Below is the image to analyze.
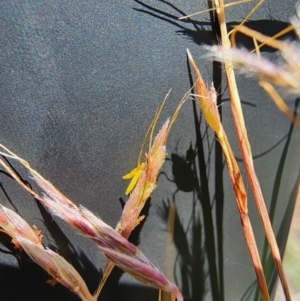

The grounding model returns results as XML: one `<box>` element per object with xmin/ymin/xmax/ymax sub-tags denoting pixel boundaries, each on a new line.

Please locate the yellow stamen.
<box><xmin>122</xmin><ymin>163</ymin><xmax>145</xmax><ymax>195</ymax></box>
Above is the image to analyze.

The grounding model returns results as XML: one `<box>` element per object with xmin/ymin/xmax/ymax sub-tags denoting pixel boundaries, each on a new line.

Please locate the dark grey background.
<box><xmin>0</xmin><ymin>0</ymin><xmax>299</xmax><ymax>300</ymax></box>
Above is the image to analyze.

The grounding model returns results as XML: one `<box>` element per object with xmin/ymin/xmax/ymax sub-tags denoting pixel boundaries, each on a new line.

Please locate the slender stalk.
<box><xmin>213</xmin><ymin>1</ymin><xmax>291</xmax><ymax>300</ymax></box>
<box><xmin>187</xmin><ymin>49</ymin><xmax>270</xmax><ymax>301</ymax></box>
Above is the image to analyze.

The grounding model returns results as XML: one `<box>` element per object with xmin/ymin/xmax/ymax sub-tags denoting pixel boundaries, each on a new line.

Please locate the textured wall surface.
<box><xmin>0</xmin><ymin>1</ymin><xmax>299</xmax><ymax>300</ymax></box>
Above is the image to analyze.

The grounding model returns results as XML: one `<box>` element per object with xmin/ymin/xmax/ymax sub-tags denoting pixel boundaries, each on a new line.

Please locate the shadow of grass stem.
<box><xmin>187</xmin><ymin>49</ymin><xmax>271</xmax><ymax>301</ymax></box>
<box><xmin>212</xmin><ymin>1</ymin><xmax>295</xmax><ymax>299</ymax></box>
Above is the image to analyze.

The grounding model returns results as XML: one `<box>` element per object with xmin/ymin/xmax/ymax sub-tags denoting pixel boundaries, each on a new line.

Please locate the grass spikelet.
<box><xmin>187</xmin><ymin>49</ymin><xmax>221</xmax><ymax>134</ymax></box>
<box><xmin>97</xmin><ymin>118</ymin><xmax>171</xmax><ymax>297</ymax></box>
<box><xmin>0</xmin><ymin>204</ymin><xmax>42</xmax><ymax>246</ymax></box>
<box><xmin>207</xmin><ymin>4</ymin><xmax>300</xmax><ymax>129</ymax></box>
<box><xmin>208</xmin><ymin>45</ymin><xmax>300</xmax><ymax>94</ymax></box>
<box><xmin>17</xmin><ymin>237</ymin><xmax>96</xmax><ymax>301</ymax></box>
<box><xmin>119</xmin><ymin>118</ymin><xmax>170</xmax><ymax>239</ymax></box>
<box><xmin>97</xmin><ymin>89</ymin><xmax>192</xmax><ymax>296</ymax></box>
<box><xmin>0</xmin><ymin>203</ymin><xmax>95</xmax><ymax>301</ymax></box>
<box><xmin>0</xmin><ymin>146</ymin><xmax>182</xmax><ymax>300</ymax></box>
<box><xmin>36</xmin><ymin>177</ymin><xmax>182</xmax><ymax>299</ymax></box>
<box><xmin>102</xmin><ymin>247</ymin><xmax>183</xmax><ymax>301</ymax></box>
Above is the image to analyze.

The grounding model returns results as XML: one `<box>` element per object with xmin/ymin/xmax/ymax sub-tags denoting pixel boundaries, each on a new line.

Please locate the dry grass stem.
<box><xmin>178</xmin><ymin>0</ymin><xmax>253</xmax><ymax>20</ymax></box>
<box><xmin>187</xmin><ymin>49</ymin><xmax>270</xmax><ymax>301</ymax></box>
<box><xmin>211</xmin><ymin>0</ymin><xmax>293</xmax><ymax>299</ymax></box>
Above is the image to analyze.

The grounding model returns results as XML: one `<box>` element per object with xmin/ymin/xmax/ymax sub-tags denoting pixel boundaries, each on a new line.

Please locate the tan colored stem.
<box><xmin>188</xmin><ymin>47</ymin><xmax>270</xmax><ymax>300</ymax></box>
<box><xmin>218</xmin><ymin>129</ymin><xmax>270</xmax><ymax>301</ymax></box>
<box><xmin>214</xmin><ymin>1</ymin><xmax>291</xmax><ymax>300</ymax></box>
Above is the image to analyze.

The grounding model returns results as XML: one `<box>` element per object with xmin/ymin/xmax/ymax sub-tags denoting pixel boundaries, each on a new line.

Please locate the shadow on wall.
<box><xmin>0</xmin><ymin>1</ymin><xmax>299</xmax><ymax>301</ymax></box>
<box><xmin>133</xmin><ymin>0</ymin><xmax>296</xmax><ymax>52</ymax></box>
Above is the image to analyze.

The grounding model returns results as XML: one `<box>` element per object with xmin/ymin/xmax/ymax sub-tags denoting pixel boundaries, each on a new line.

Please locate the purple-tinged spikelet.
<box><xmin>102</xmin><ymin>247</ymin><xmax>183</xmax><ymax>301</ymax></box>
<box><xmin>0</xmin><ymin>203</ymin><xmax>95</xmax><ymax>301</ymax></box>
<box><xmin>17</xmin><ymin>237</ymin><xmax>96</xmax><ymax>301</ymax></box>
<box><xmin>209</xmin><ymin>45</ymin><xmax>300</xmax><ymax>92</ymax></box>
<box><xmin>0</xmin><ymin>205</ymin><xmax>42</xmax><ymax>246</ymax></box>
<box><xmin>32</xmin><ymin>173</ymin><xmax>183</xmax><ymax>300</ymax></box>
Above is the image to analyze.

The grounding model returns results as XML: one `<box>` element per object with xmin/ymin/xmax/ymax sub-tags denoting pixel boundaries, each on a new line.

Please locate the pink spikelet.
<box><xmin>119</xmin><ymin>119</ymin><xmax>169</xmax><ymax>239</ymax></box>
<box><xmin>32</xmin><ymin>173</ymin><xmax>183</xmax><ymax>300</ymax></box>
<box><xmin>102</xmin><ymin>247</ymin><xmax>183</xmax><ymax>301</ymax></box>
<box><xmin>0</xmin><ymin>204</ymin><xmax>95</xmax><ymax>301</ymax></box>
<box><xmin>208</xmin><ymin>45</ymin><xmax>300</xmax><ymax>92</ymax></box>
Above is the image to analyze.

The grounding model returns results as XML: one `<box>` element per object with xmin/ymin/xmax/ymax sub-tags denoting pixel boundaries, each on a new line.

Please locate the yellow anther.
<box><xmin>122</xmin><ymin>163</ymin><xmax>145</xmax><ymax>195</ymax></box>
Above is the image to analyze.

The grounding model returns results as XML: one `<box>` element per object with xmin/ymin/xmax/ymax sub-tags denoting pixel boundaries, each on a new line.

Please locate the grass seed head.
<box><xmin>0</xmin><ymin>204</ymin><xmax>42</xmax><ymax>246</ymax></box>
<box><xmin>209</xmin><ymin>45</ymin><xmax>300</xmax><ymax>93</ymax></box>
<box><xmin>101</xmin><ymin>247</ymin><xmax>183</xmax><ymax>301</ymax></box>
<box><xmin>17</xmin><ymin>237</ymin><xmax>95</xmax><ymax>301</ymax></box>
